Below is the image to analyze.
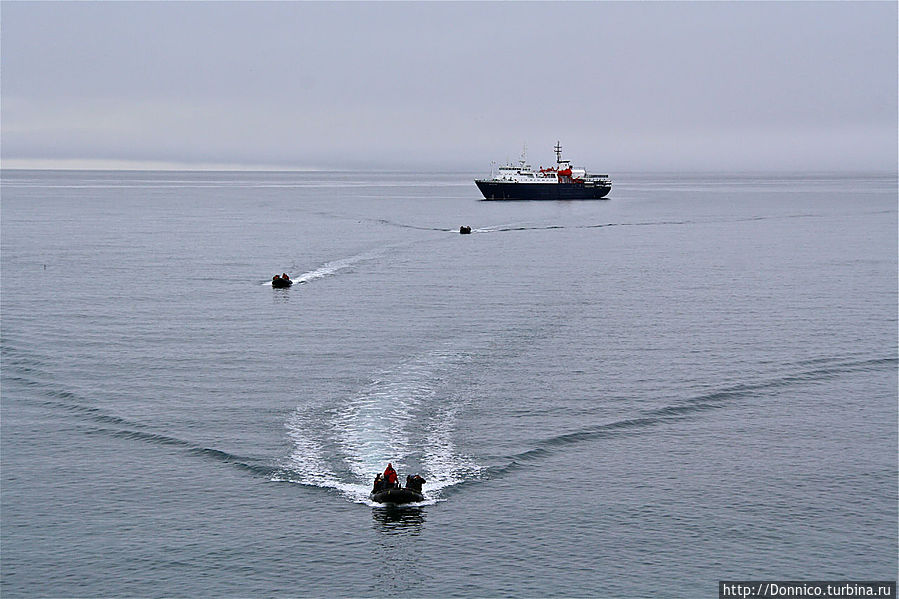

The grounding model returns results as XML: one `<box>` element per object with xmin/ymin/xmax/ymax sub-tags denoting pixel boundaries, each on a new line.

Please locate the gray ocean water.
<box><xmin>1</xmin><ymin>169</ymin><xmax>896</xmax><ymax>598</ymax></box>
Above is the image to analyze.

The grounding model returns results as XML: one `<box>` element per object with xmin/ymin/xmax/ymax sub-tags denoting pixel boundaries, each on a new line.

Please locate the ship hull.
<box><xmin>475</xmin><ymin>180</ymin><xmax>611</xmax><ymax>201</ymax></box>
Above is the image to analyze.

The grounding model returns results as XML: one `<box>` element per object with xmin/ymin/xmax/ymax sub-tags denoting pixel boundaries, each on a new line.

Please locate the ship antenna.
<box><xmin>554</xmin><ymin>141</ymin><xmax>562</xmax><ymax>165</ymax></box>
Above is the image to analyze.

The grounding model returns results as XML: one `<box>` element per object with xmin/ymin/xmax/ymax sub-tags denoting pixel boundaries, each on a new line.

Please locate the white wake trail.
<box><xmin>264</xmin><ymin>249</ymin><xmax>385</xmax><ymax>287</ymax></box>
<box><xmin>293</xmin><ymin>250</ymin><xmax>385</xmax><ymax>284</ymax></box>
<box><xmin>278</xmin><ymin>344</ymin><xmax>485</xmax><ymax>505</ymax></box>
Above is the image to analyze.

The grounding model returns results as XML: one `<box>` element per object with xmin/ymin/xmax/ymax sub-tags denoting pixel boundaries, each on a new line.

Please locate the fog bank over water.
<box><xmin>2</xmin><ymin>2</ymin><xmax>896</xmax><ymax>172</ymax></box>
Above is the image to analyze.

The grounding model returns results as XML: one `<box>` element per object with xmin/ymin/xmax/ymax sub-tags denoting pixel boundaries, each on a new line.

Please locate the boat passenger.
<box><xmin>282</xmin><ymin>273</ymin><xmax>290</xmax><ymax>280</ymax></box>
<box><xmin>383</xmin><ymin>463</ymin><xmax>398</xmax><ymax>488</ymax></box>
<box><xmin>373</xmin><ymin>473</ymin><xmax>384</xmax><ymax>493</ymax></box>
<box><xmin>406</xmin><ymin>475</ymin><xmax>425</xmax><ymax>493</ymax></box>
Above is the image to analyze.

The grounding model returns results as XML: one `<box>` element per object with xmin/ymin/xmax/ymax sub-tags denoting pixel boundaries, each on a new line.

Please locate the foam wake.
<box><xmin>292</xmin><ymin>250</ymin><xmax>385</xmax><ymax>284</ymax></box>
<box><xmin>277</xmin><ymin>344</ymin><xmax>484</xmax><ymax>505</ymax></box>
<box><xmin>264</xmin><ymin>248</ymin><xmax>388</xmax><ymax>287</ymax></box>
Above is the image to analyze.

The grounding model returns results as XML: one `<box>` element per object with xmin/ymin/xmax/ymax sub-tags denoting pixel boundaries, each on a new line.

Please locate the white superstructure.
<box><xmin>475</xmin><ymin>142</ymin><xmax>612</xmax><ymax>200</ymax></box>
<box><xmin>486</xmin><ymin>143</ymin><xmax>609</xmax><ymax>186</ymax></box>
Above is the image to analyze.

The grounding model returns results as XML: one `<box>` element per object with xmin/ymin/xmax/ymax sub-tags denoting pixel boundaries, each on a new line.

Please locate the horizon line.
<box><xmin>2</xmin><ymin>157</ymin><xmax>897</xmax><ymax>176</ymax></box>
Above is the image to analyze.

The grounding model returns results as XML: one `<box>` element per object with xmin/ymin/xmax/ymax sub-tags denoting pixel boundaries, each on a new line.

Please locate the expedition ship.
<box><xmin>475</xmin><ymin>142</ymin><xmax>611</xmax><ymax>200</ymax></box>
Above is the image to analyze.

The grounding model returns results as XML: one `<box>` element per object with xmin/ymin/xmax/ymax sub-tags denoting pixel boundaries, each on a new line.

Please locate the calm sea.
<box><xmin>1</xmin><ymin>170</ymin><xmax>896</xmax><ymax>597</ymax></box>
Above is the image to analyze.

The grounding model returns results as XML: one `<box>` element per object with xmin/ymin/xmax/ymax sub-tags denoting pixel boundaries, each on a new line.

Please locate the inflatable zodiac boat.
<box><xmin>370</xmin><ymin>487</ymin><xmax>425</xmax><ymax>504</ymax></box>
<box><xmin>272</xmin><ymin>274</ymin><xmax>292</xmax><ymax>288</ymax></box>
<box><xmin>370</xmin><ymin>474</ymin><xmax>426</xmax><ymax>505</ymax></box>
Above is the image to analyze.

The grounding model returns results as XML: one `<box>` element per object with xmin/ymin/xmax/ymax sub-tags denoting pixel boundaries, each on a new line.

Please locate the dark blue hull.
<box><xmin>475</xmin><ymin>180</ymin><xmax>611</xmax><ymax>201</ymax></box>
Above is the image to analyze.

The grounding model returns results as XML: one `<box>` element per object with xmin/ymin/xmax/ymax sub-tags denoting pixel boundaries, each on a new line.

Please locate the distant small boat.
<box><xmin>459</xmin><ymin>225</ymin><xmax>472</xmax><ymax>234</ymax></box>
<box><xmin>272</xmin><ymin>273</ymin><xmax>292</xmax><ymax>288</ymax></box>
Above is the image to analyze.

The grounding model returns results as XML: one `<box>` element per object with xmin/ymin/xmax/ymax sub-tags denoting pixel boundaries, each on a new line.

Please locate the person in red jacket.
<box><xmin>383</xmin><ymin>463</ymin><xmax>398</xmax><ymax>488</ymax></box>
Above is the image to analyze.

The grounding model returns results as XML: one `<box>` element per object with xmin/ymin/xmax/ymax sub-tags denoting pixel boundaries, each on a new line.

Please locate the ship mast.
<box><xmin>554</xmin><ymin>141</ymin><xmax>563</xmax><ymax>165</ymax></box>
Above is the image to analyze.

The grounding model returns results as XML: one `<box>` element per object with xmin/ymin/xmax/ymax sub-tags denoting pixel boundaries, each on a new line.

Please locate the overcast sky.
<box><xmin>2</xmin><ymin>1</ymin><xmax>896</xmax><ymax>171</ymax></box>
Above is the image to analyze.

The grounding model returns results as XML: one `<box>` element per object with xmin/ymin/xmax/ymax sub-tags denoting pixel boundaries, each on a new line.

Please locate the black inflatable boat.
<box><xmin>370</xmin><ymin>473</ymin><xmax>426</xmax><ymax>504</ymax></box>
<box><xmin>272</xmin><ymin>275</ymin><xmax>292</xmax><ymax>288</ymax></box>
<box><xmin>370</xmin><ymin>487</ymin><xmax>425</xmax><ymax>504</ymax></box>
